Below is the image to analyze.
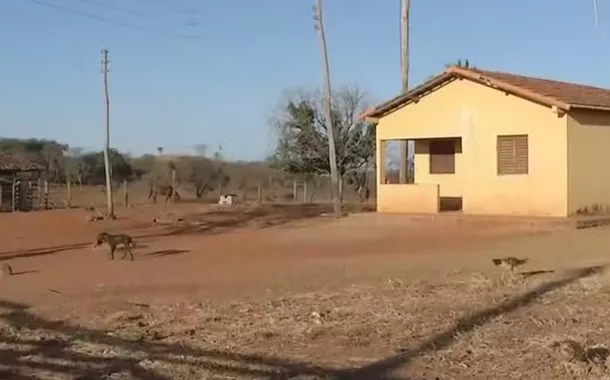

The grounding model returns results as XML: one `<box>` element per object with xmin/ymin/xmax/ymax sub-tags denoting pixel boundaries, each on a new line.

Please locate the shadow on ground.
<box><xmin>0</xmin><ymin>243</ymin><xmax>91</xmax><ymax>261</ymax></box>
<box><xmin>520</xmin><ymin>269</ymin><xmax>556</xmax><ymax>279</ymax></box>
<box><xmin>144</xmin><ymin>203</ymin><xmax>374</xmax><ymax>239</ymax></box>
<box><xmin>11</xmin><ymin>270</ymin><xmax>38</xmax><ymax>277</ymax></box>
<box><xmin>0</xmin><ymin>203</ymin><xmax>374</xmax><ymax>261</ymax></box>
<box><xmin>0</xmin><ymin>264</ymin><xmax>602</xmax><ymax>379</ymax></box>
<box><xmin>143</xmin><ymin>249</ymin><xmax>189</xmax><ymax>259</ymax></box>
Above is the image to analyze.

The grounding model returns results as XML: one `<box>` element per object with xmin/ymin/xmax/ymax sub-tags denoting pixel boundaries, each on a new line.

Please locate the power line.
<box><xmin>23</xmin><ymin>0</ymin><xmax>205</xmax><ymax>40</ymax></box>
<box><xmin>69</xmin><ymin>0</ymin><xmax>203</xmax><ymax>29</ymax></box>
<box><xmin>70</xmin><ymin>0</ymin><xmax>148</xmax><ymax>18</ymax></box>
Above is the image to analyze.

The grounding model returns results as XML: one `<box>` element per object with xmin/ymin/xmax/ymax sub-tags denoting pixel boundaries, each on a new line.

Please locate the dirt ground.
<box><xmin>0</xmin><ymin>204</ymin><xmax>609</xmax><ymax>379</ymax></box>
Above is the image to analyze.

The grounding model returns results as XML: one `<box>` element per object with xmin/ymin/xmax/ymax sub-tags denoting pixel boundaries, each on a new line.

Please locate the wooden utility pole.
<box><xmin>101</xmin><ymin>47</ymin><xmax>115</xmax><ymax>218</ymax></box>
<box><xmin>313</xmin><ymin>0</ymin><xmax>342</xmax><ymax>218</ymax></box>
<box><xmin>399</xmin><ymin>0</ymin><xmax>410</xmax><ymax>184</ymax></box>
<box><xmin>593</xmin><ymin>0</ymin><xmax>600</xmax><ymax>33</ymax></box>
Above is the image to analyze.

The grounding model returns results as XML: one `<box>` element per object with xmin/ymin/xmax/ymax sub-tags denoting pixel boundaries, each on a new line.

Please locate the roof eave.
<box><xmin>569</xmin><ymin>103</ymin><xmax>610</xmax><ymax>112</ymax></box>
<box><xmin>359</xmin><ymin>72</ymin><xmax>456</xmax><ymax>120</ymax></box>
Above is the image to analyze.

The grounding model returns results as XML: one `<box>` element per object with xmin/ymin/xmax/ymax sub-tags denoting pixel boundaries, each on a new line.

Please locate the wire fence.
<box><xmin>24</xmin><ymin>174</ymin><xmax>376</xmax><ymax>212</ymax></box>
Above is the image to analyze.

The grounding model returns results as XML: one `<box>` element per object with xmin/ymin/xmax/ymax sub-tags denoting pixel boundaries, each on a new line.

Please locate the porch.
<box><xmin>377</xmin><ymin>137</ymin><xmax>463</xmax><ymax>213</ymax></box>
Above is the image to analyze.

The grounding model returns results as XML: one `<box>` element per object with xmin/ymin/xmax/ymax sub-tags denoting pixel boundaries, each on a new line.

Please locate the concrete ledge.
<box><xmin>377</xmin><ymin>183</ymin><xmax>440</xmax><ymax>213</ymax></box>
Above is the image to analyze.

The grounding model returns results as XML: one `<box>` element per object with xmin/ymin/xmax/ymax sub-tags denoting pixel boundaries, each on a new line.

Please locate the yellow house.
<box><xmin>363</xmin><ymin>65</ymin><xmax>610</xmax><ymax>217</ymax></box>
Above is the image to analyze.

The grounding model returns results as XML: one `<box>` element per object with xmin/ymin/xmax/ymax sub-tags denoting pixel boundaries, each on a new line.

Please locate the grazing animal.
<box><xmin>93</xmin><ymin>232</ymin><xmax>136</xmax><ymax>261</ymax></box>
<box><xmin>492</xmin><ymin>257</ymin><xmax>528</xmax><ymax>272</ymax></box>
<box><xmin>148</xmin><ymin>185</ymin><xmax>180</xmax><ymax>204</ymax></box>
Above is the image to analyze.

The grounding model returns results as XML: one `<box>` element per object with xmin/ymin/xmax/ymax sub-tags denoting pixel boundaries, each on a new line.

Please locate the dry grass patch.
<box><xmin>0</xmin><ymin>267</ymin><xmax>609</xmax><ymax>379</ymax></box>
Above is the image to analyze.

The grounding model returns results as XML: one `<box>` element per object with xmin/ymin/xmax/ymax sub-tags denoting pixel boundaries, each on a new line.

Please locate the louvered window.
<box><xmin>497</xmin><ymin>135</ymin><xmax>528</xmax><ymax>175</ymax></box>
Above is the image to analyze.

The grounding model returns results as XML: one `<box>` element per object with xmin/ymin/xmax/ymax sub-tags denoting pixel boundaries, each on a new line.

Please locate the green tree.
<box><xmin>79</xmin><ymin>149</ymin><xmax>134</xmax><ymax>185</ymax></box>
<box><xmin>270</xmin><ymin>86</ymin><xmax>375</xmax><ymax>200</ymax></box>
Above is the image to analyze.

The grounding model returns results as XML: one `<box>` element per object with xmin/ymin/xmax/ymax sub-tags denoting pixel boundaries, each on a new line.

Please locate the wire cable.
<box><xmin>70</xmin><ymin>0</ymin><xmax>148</xmax><ymax>18</ymax></box>
<box><xmin>23</xmin><ymin>0</ymin><xmax>205</xmax><ymax>40</ymax></box>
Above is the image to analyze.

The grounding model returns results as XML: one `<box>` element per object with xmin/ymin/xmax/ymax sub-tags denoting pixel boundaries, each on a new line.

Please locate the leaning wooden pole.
<box><xmin>101</xmin><ymin>46</ymin><xmax>115</xmax><ymax>219</ymax></box>
<box><xmin>313</xmin><ymin>0</ymin><xmax>342</xmax><ymax>218</ymax></box>
<box><xmin>398</xmin><ymin>0</ymin><xmax>410</xmax><ymax>184</ymax></box>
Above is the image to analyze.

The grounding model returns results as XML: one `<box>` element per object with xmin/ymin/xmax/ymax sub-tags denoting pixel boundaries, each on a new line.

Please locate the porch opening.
<box><xmin>380</xmin><ymin>140</ymin><xmax>414</xmax><ymax>184</ymax></box>
<box><xmin>378</xmin><ymin>136</ymin><xmax>463</xmax><ymax>214</ymax></box>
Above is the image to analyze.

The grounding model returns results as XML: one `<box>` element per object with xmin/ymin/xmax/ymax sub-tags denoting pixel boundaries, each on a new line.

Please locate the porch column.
<box><xmin>377</xmin><ymin>138</ymin><xmax>385</xmax><ymax>184</ymax></box>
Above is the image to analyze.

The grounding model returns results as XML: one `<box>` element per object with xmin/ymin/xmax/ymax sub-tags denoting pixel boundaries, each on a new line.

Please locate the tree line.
<box><xmin>0</xmin><ymin>138</ymin><xmax>238</xmax><ymax>199</ymax></box>
<box><xmin>0</xmin><ymin>85</ymin><xmax>375</xmax><ymax>202</ymax></box>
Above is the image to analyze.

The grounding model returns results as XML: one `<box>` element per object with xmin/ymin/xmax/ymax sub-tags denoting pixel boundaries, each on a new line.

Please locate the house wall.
<box><xmin>376</xmin><ymin>78</ymin><xmax>568</xmax><ymax>217</ymax></box>
<box><xmin>567</xmin><ymin>110</ymin><xmax>610</xmax><ymax>214</ymax></box>
<box><xmin>377</xmin><ymin>183</ymin><xmax>439</xmax><ymax>213</ymax></box>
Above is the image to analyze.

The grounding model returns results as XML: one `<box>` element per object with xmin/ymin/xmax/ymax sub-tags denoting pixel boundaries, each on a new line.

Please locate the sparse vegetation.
<box><xmin>0</xmin><ymin>137</ymin><xmax>373</xmax><ymax>209</ymax></box>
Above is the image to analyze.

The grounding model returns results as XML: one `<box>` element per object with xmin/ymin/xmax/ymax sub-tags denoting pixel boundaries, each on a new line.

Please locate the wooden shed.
<box><xmin>0</xmin><ymin>154</ymin><xmax>45</xmax><ymax>212</ymax></box>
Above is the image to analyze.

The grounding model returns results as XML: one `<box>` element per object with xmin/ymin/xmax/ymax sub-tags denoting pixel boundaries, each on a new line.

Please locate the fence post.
<box><xmin>293</xmin><ymin>180</ymin><xmax>297</xmax><ymax>202</ymax></box>
<box><xmin>171</xmin><ymin>169</ymin><xmax>177</xmax><ymax>203</ymax></box>
<box><xmin>268</xmin><ymin>176</ymin><xmax>273</xmax><ymax>200</ymax></box>
<box><xmin>11</xmin><ymin>177</ymin><xmax>16</xmax><ymax>212</ymax></box>
<box><xmin>257</xmin><ymin>183</ymin><xmax>262</xmax><ymax>204</ymax></box>
<box><xmin>37</xmin><ymin>178</ymin><xmax>42</xmax><ymax>207</ymax></box>
<box><xmin>303</xmin><ymin>181</ymin><xmax>308</xmax><ymax>203</ymax></box>
<box><xmin>123</xmin><ymin>180</ymin><xmax>128</xmax><ymax>208</ymax></box>
<box><xmin>66</xmin><ymin>180</ymin><xmax>72</xmax><ymax>209</ymax></box>
<box><xmin>43</xmin><ymin>180</ymin><xmax>49</xmax><ymax>210</ymax></box>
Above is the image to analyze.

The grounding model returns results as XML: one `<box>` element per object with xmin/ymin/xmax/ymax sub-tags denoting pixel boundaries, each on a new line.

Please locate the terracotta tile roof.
<box><xmin>363</xmin><ymin>66</ymin><xmax>610</xmax><ymax>119</ymax></box>
<box><xmin>0</xmin><ymin>154</ymin><xmax>44</xmax><ymax>172</ymax></box>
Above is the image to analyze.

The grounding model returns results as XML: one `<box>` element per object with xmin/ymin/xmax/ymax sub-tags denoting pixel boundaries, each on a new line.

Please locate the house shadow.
<box><xmin>0</xmin><ymin>264</ymin><xmax>603</xmax><ymax>379</ymax></box>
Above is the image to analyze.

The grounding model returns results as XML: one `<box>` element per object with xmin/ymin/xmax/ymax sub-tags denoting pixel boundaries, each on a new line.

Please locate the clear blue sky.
<box><xmin>0</xmin><ymin>0</ymin><xmax>608</xmax><ymax>160</ymax></box>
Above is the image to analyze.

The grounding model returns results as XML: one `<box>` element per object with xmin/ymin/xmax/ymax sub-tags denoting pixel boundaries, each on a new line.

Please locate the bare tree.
<box><xmin>193</xmin><ymin>144</ymin><xmax>208</xmax><ymax>156</ymax></box>
<box><xmin>175</xmin><ymin>146</ymin><xmax>229</xmax><ymax>199</ymax></box>
<box><xmin>313</xmin><ymin>0</ymin><xmax>341</xmax><ymax>218</ymax></box>
<box><xmin>64</xmin><ymin>147</ymin><xmax>84</xmax><ymax>184</ymax></box>
<box><xmin>398</xmin><ymin>0</ymin><xmax>410</xmax><ymax>184</ymax></box>
<box><xmin>271</xmin><ymin>86</ymin><xmax>375</xmax><ymax>201</ymax></box>
<box><xmin>40</xmin><ymin>142</ymin><xmax>67</xmax><ymax>183</ymax></box>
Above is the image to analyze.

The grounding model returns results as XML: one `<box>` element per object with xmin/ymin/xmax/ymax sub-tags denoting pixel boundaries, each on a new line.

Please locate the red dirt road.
<box><xmin>0</xmin><ymin>205</ymin><xmax>568</xmax><ymax>310</ymax></box>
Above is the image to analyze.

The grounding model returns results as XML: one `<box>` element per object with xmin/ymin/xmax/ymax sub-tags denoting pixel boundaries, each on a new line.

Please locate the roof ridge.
<box><xmin>472</xmin><ymin>68</ymin><xmax>610</xmax><ymax>92</ymax></box>
<box><xmin>363</xmin><ymin>66</ymin><xmax>610</xmax><ymax>120</ymax></box>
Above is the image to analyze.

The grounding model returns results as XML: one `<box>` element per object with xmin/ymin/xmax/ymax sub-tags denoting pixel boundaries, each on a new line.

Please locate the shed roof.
<box><xmin>0</xmin><ymin>154</ymin><xmax>44</xmax><ymax>172</ymax></box>
<box><xmin>362</xmin><ymin>66</ymin><xmax>610</xmax><ymax>119</ymax></box>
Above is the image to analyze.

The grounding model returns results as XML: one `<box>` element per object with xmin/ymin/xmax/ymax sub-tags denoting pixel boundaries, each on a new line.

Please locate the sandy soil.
<box><xmin>0</xmin><ymin>204</ymin><xmax>608</xmax><ymax>379</ymax></box>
